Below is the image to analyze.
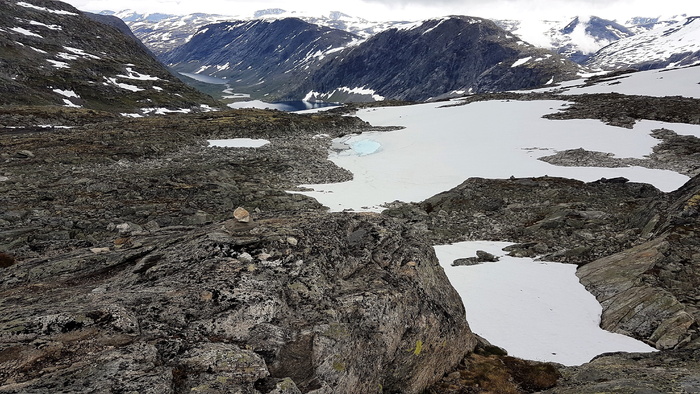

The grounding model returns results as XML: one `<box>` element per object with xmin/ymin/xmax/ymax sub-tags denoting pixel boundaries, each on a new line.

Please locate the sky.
<box><xmin>61</xmin><ymin>0</ymin><xmax>700</xmax><ymax>22</ymax></box>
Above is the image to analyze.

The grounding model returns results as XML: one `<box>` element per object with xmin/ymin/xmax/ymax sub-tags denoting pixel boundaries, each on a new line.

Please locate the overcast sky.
<box><xmin>62</xmin><ymin>0</ymin><xmax>700</xmax><ymax>22</ymax></box>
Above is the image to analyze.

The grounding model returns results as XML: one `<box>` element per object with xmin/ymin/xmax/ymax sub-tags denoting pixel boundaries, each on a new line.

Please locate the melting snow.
<box><xmin>434</xmin><ymin>241</ymin><xmax>656</xmax><ymax>366</ymax></box>
<box><xmin>117</xmin><ymin>67</ymin><xmax>159</xmax><ymax>81</ymax></box>
<box><xmin>10</xmin><ymin>27</ymin><xmax>43</xmax><ymax>38</ymax></box>
<box><xmin>295</xmin><ymin>100</ymin><xmax>697</xmax><ymax>212</ymax></box>
<box><xmin>47</xmin><ymin>59</ymin><xmax>70</xmax><ymax>68</ymax></box>
<box><xmin>208</xmin><ymin>138</ymin><xmax>270</xmax><ymax>148</ymax></box>
<box><xmin>52</xmin><ymin>89</ymin><xmax>79</xmax><ymax>98</ymax></box>
<box><xmin>28</xmin><ymin>20</ymin><xmax>62</xmax><ymax>30</ymax></box>
<box><xmin>64</xmin><ymin>46</ymin><xmax>101</xmax><ymax>60</ymax></box>
<box><xmin>16</xmin><ymin>2</ymin><xmax>78</xmax><ymax>15</ymax></box>
<box><xmin>103</xmin><ymin>77</ymin><xmax>144</xmax><ymax>92</ymax></box>
<box><xmin>511</xmin><ymin>57</ymin><xmax>532</xmax><ymax>67</ymax></box>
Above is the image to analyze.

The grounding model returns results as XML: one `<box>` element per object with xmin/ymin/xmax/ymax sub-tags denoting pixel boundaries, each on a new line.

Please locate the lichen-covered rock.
<box><xmin>0</xmin><ymin>213</ymin><xmax>475</xmax><ymax>393</ymax></box>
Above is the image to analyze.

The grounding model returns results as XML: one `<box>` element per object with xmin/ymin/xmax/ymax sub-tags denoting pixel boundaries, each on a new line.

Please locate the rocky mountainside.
<box><xmin>162</xmin><ymin>18</ymin><xmax>361</xmax><ymax>100</ymax></box>
<box><xmin>587</xmin><ymin>16</ymin><xmax>700</xmax><ymax>70</ymax></box>
<box><xmin>297</xmin><ymin>16</ymin><xmax>581</xmax><ymax>102</ymax></box>
<box><xmin>0</xmin><ymin>0</ymin><xmax>219</xmax><ymax>113</ymax></box>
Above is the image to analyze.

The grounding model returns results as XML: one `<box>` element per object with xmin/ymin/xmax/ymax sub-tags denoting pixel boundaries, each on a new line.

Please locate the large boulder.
<box><xmin>0</xmin><ymin>212</ymin><xmax>475</xmax><ymax>393</ymax></box>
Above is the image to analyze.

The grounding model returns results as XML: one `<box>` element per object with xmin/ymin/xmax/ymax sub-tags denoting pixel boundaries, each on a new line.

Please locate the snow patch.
<box><xmin>511</xmin><ymin>56</ymin><xmax>532</xmax><ymax>68</ymax></box>
<box><xmin>47</xmin><ymin>59</ymin><xmax>70</xmax><ymax>68</ymax></box>
<box><xmin>17</xmin><ymin>2</ymin><xmax>78</xmax><ymax>15</ymax></box>
<box><xmin>52</xmin><ymin>89</ymin><xmax>79</xmax><ymax>98</ymax></box>
<box><xmin>117</xmin><ymin>67</ymin><xmax>159</xmax><ymax>80</ymax></box>
<box><xmin>63</xmin><ymin>46</ymin><xmax>101</xmax><ymax>60</ymax></box>
<box><xmin>28</xmin><ymin>20</ymin><xmax>62</xmax><ymax>30</ymax></box>
<box><xmin>434</xmin><ymin>241</ymin><xmax>656</xmax><ymax>366</ymax></box>
<box><xmin>103</xmin><ymin>77</ymin><xmax>144</xmax><ymax>92</ymax></box>
<box><xmin>208</xmin><ymin>138</ymin><xmax>270</xmax><ymax>148</ymax></box>
<box><xmin>10</xmin><ymin>27</ymin><xmax>42</xmax><ymax>38</ymax></box>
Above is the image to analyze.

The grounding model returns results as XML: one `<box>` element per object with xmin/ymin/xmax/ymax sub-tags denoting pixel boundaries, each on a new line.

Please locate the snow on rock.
<box><xmin>511</xmin><ymin>56</ymin><xmax>532</xmax><ymax>67</ymax></box>
<box><xmin>10</xmin><ymin>27</ymin><xmax>43</xmax><ymax>38</ymax></box>
<box><xmin>434</xmin><ymin>241</ymin><xmax>657</xmax><ymax>366</ymax></box>
<box><xmin>294</xmin><ymin>100</ymin><xmax>698</xmax><ymax>212</ymax></box>
<box><xmin>117</xmin><ymin>67</ymin><xmax>160</xmax><ymax>81</ymax></box>
<box><xmin>62</xmin><ymin>99</ymin><xmax>81</xmax><ymax>108</ymax></box>
<box><xmin>28</xmin><ymin>20</ymin><xmax>62</xmax><ymax>30</ymax></box>
<box><xmin>208</xmin><ymin>138</ymin><xmax>270</xmax><ymax>148</ymax></box>
<box><xmin>46</xmin><ymin>59</ymin><xmax>70</xmax><ymax>68</ymax></box>
<box><xmin>16</xmin><ymin>1</ymin><xmax>78</xmax><ymax>15</ymax></box>
<box><xmin>63</xmin><ymin>46</ymin><xmax>101</xmax><ymax>60</ymax></box>
<box><xmin>52</xmin><ymin>89</ymin><xmax>79</xmax><ymax>98</ymax></box>
<box><xmin>103</xmin><ymin>77</ymin><xmax>144</xmax><ymax>92</ymax></box>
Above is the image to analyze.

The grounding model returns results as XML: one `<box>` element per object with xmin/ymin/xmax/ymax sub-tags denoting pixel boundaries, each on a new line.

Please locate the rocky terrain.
<box><xmin>0</xmin><ymin>107</ymin><xmax>476</xmax><ymax>392</ymax></box>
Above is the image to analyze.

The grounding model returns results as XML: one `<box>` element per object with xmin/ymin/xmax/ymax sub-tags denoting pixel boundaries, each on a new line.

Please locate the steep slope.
<box><xmin>0</xmin><ymin>0</ymin><xmax>219</xmax><ymax>113</ymax></box>
<box><xmin>587</xmin><ymin>16</ymin><xmax>700</xmax><ymax>70</ymax></box>
<box><xmin>162</xmin><ymin>18</ymin><xmax>361</xmax><ymax>100</ymax></box>
<box><xmin>299</xmin><ymin>16</ymin><xmax>581</xmax><ymax>102</ymax></box>
<box><xmin>495</xmin><ymin>16</ymin><xmax>634</xmax><ymax>64</ymax></box>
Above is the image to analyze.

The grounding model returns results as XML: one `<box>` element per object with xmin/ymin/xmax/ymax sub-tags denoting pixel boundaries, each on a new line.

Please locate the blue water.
<box><xmin>179</xmin><ymin>72</ymin><xmax>228</xmax><ymax>85</ymax></box>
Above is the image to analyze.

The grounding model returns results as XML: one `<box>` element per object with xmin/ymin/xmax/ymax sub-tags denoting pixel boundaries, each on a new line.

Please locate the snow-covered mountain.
<box><xmin>495</xmin><ymin>16</ymin><xmax>634</xmax><ymax>64</ymax></box>
<box><xmin>162</xmin><ymin>18</ymin><xmax>361</xmax><ymax>100</ymax></box>
<box><xmin>297</xmin><ymin>16</ymin><xmax>581</xmax><ymax>102</ymax></box>
<box><xmin>102</xmin><ymin>9</ymin><xmax>411</xmax><ymax>55</ymax></box>
<box><xmin>587</xmin><ymin>17</ymin><xmax>700</xmax><ymax>70</ymax></box>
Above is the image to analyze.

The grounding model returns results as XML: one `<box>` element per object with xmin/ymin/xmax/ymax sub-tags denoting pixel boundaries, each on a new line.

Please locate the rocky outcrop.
<box><xmin>384</xmin><ymin>176</ymin><xmax>663</xmax><ymax>265</ymax></box>
<box><xmin>578</xmin><ymin>174</ymin><xmax>700</xmax><ymax>350</ymax></box>
<box><xmin>0</xmin><ymin>213</ymin><xmax>475</xmax><ymax>392</ymax></box>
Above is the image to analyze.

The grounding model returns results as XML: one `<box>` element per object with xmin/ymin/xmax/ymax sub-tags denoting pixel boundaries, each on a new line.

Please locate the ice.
<box><xmin>207</xmin><ymin>138</ymin><xmax>270</xmax><ymax>148</ymax></box>
<box><xmin>434</xmin><ymin>241</ymin><xmax>657</xmax><ymax>366</ymax></box>
<box><xmin>349</xmin><ymin>139</ymin><xmax>382</xmax><ymax>156</ymax></box>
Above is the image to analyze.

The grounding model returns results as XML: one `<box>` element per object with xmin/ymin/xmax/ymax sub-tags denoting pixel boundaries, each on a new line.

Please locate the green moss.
<box><xmin>413</xmin><ymin>340</ymin><xmax>423</xmax><ymax>356</ymax></box>
<box><xmin>332</xmin><ymin>360</ymin><xmax>346</xmax><ymax>372</ymax></box>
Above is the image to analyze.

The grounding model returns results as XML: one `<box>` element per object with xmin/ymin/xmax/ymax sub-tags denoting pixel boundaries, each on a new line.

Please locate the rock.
<box><xmin>90</xmin><ymin>247</ymin><xmax>110</xmax><ymax>254</ymax></box>
<box><xmin>16</xmin><ymin>150</ymin><xmax>34</xmax><ymax>158</ymax></box>
<box><xmin>0</xmin><ymin>213</ymin><xmax>475</xmax><ymax>392</ymax></box>
<box><xmin>116</xmin><ymin>222</ymin><xmax>144</xmax><ymax>235</ymax></box>
<box><xmin>0</xmin><ymin>176</ymin><xmax>8</xmax><ymax>182</ymax></box>
<box><xmin>233</xmin><ymin>207</ymin><xmax>251</xmax><ymax>223</ymax></box>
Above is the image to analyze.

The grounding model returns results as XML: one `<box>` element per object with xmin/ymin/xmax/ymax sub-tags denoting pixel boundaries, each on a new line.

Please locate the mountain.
<box><xmin>103</xmin><ymin>9</ymin><xmax>412</xmax><ymax>55</ymax></box>
<box><xmin>495</xmin><ymin>16</ymin><xmax>635</xmax><ymax>64</ymax></box>
<box><xmin>162</xmin><ymin>18</ymin><xmax>361</xmax><ymax>100</ymax></box>
<box><xmin>0</xmin><ymin>0</ymin><xmax>219</xmax><ymax>113</ymax></box>
<box><xmin>106</xmin><ymin>11</ymin><xmax>236</xmax><ymax>55</ymax></box>
<box><xmin>587</xmin><ymin>16</ymin><xmax>700</xmax><ymax>70</ymax></box>
<box><xmin>297</xmin><ymin>16</ymin><xmax>581</xmax><ymax>102</ymax></box>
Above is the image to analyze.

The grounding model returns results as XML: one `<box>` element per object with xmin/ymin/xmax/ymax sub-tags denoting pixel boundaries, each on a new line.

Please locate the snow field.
<box><xmin>434</xmin><ymin>241</ymin><xmax>656</xmax><ymax>366</ymax></box>
<box><xmin>295</xmin><ymin>100</ymin><xmax>698</xmax><ymax>212</ymax></box>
